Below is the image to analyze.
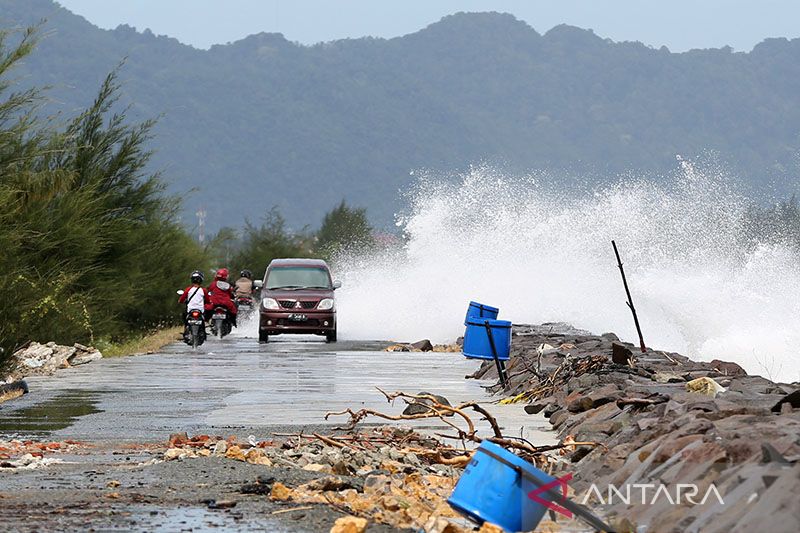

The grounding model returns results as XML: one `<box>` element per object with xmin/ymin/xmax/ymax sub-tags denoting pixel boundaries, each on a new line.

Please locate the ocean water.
<box><xmin>336</xmin><ymin>160</ymin><xmax>800</xmax><ymax>382</ymax></box>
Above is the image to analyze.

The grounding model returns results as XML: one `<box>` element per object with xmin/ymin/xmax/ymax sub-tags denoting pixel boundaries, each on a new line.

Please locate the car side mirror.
<box><xmin>254</xmin><ymin>280</ymin><xmax>263</xmax><ymax>289</ymax></box>
<box><xmin>177</xmin><ymin>290</ymin><xmax>185</xmax><ymax>295</ymax></box>
<box><xmin>332</xmin><ymin>280</ymin><xmax>342</xmax><ymax>290</ymax></box>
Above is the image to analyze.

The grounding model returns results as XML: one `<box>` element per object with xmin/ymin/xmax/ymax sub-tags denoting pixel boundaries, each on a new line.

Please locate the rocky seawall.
<box><xmin>471</xmin><ymin>324</ymin><xmax>800</xmax><ymax>532</ymax></box>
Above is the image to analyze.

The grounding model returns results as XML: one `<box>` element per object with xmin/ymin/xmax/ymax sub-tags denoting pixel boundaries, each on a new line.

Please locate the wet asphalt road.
<box><xmin>0</xmin><ymin>329</ymin><xmax>555</xmax><ymax>532</ymax></box>
<box><xmin>0</xmin><ymin>329</ymin><xmax>554</xmax><ymax>445</ymax></box>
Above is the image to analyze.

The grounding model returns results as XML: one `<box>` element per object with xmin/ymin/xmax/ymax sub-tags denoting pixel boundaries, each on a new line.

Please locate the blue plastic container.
<box><xmin>465</xmin><ymin>301</ymin><xmax>500</xmax><ymax>325</ymax></box>
<box><xmin>463</xmin><ymin>318</ymin><xmax>511</xmax><ymax>361</ymax></box>
<box><xmin>448</xmin><ymin>440</ymin><xmax>556</xmax><ymax>532</ymax></box>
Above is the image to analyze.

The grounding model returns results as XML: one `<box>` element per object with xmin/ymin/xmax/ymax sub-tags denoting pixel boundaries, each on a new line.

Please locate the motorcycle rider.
<box><xmin>178</xmin><ymin>270</ymin><xmax>209</xmax><ymax>340</ymax></box>
<box><xmin>206</xmin><ymin>267</ymin><xmax>238</xmax><ymax>327</ymax></box>
<box><xmin>235</xmin><ymin>269</ymin><xmax>254</xmax><ymax>299</ymax></box>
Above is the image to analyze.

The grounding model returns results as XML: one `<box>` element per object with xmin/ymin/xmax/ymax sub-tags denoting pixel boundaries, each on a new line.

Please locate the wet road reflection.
<box><xmin>0</xmin><ymin>336</ymin><xmax>555</xmax><ymax>445</ymax></box>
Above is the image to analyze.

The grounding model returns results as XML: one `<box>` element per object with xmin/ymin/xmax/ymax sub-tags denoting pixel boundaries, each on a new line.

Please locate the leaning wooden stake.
<box><xmin>484</xmin><ymin>320</ymin><xmax>509</xmax><ymax>388</ymax></box>
<box><xmin>612</xmin><ymin>240</ymin><xmax>647</xmax><ymax>353</ymax></box>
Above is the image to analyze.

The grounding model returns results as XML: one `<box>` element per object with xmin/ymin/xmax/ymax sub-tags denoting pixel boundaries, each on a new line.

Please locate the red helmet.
<box><xmin>215</xmin><ymin>268</ymin><xmax>229</xmax><ymax>280</ymax></box>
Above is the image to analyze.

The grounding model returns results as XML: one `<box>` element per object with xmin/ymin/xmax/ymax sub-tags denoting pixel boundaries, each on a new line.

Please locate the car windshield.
<box><xmin>266</xmin><ymin>266</ymin><xmax>331</xmax><ymax>289</ymax></box>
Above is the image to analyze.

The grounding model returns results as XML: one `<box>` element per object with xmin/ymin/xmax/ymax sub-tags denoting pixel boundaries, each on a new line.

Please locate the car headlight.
<box><xmin>317</xmin><ymin>298</ymin><xmax>334</xmax><ymax>310</ymax></box>
<box><xmin>262</xmin><ymin>298</ymin><xmax>279</xmax><ymax>310</ymax></box>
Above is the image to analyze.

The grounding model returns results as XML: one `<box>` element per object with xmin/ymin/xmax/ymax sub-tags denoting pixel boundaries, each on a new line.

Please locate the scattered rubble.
<box><xmin>158</xmin><ymin>422</ymin><xmax>528</xmax><ymax>531</ymax></box>
<box><xmin>4</xmin><ymin>341</ymin><xmax>102</xmax><ymax>381</ymax></box>
<box><xmin>1</xmin><ymin>454</ymin><xmax>66</xmax><ymax>469</ymax></box>
<box><xmin>0</xmin><ymin>439</ymin><xmax>87</xmax><ymax>469</ymax></box>
<box><xmin>384</xmin><ymin>339</ymin><xmax>462</xmax><ymax>353</ymax></box>
<box><xmin>271</xmin><ymin>471</ymin><xmax>462</xmax><ymax>531</ymax></box>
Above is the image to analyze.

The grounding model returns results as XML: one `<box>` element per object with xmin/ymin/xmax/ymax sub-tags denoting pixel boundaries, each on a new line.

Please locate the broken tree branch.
<box><xmin>612</xmin><ymin>239</ymin><xmax>647</xmax><ymax>353</ymax></box>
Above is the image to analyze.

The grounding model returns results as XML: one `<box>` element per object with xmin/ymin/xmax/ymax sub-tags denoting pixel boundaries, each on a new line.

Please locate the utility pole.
<box><xmin>196</xmin><ymin>207</ymin><xmax>206</xmax><ymax>245</ymax></box>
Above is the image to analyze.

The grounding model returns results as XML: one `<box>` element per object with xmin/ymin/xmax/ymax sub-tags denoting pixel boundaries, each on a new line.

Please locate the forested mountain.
<box><xmin>2</xmin><ymin>0</ymin><xmax>799</xmax><ymax>230</ymax></box>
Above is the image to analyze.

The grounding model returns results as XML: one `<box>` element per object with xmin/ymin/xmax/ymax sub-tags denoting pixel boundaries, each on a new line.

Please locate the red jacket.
<box><xmin>206</xmin><ymin>279</ymin><xmax>238</xmax><ymax>315</ymax></box>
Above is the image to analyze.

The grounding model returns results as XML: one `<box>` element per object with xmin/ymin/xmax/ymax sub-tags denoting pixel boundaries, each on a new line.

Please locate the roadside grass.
<box><xmin>99</xmin><ymin>327</ymin><xmax>183</xmax><ymax>358</ymax></box>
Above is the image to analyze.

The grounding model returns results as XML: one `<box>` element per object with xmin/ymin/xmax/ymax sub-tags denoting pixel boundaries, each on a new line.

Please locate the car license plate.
<box><xmin>212</xmin><ymin>313</ymin><xmax>226</xmax><ymax>320</ymax></box>
<box><xmin>288</xmin><ymin>313</ymin><xmax>308</xmax><ymax>322</ymax></box>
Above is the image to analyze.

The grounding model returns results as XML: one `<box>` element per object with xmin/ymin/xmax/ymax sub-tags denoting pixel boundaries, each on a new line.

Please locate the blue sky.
<box><xmin>56</xmin><ymin>0</ymin><xmax>799</xmax><ymax>51</ymax></box>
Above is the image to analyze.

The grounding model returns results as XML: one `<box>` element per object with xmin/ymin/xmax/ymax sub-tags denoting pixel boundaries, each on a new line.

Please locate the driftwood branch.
<box><xmin>325</xmin><ymin>389</ymin><xmax>587</xmax><ymax>459</ymax></box>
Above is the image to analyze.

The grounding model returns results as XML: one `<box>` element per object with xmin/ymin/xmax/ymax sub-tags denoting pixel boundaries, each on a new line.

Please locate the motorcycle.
<box><xmin>235</xmin><ymin>295</ymin><xmax>255</xmax><ymax>319</ymax></box>
<box><xmin>209</xmin><ymin>305</ymin><xmax>233</xmax><ymax>339</ymax></box>
<box><xmin>177</xmin><ymin>290</ymin><xmax>207</xmax><ymax>348</ymax></box>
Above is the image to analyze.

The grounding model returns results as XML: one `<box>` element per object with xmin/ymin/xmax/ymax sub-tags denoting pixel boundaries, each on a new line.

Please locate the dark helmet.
<box><xmin>240</xmin><ymin>269</ymin><xmax>252</xmax><ymax>279</ymax></box>
<box><xmin>190</xmin><ymin>270</ymin><xmax>204</xmax><ymax>284</ymax></box>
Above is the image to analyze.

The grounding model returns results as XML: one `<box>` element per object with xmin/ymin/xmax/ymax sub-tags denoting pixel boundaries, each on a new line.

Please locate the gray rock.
<box><xmin>403</xmin><ymin>452</ymin><xmax>421</xmax><ymax>467</ymax></box>
<box><xmin>543</xmin><ymin>403</ymin><xmax>560</xmax><ymax>418</ymax></box>
<box><xmin>401</xmin><ymin>392</ymin><xmax>451</xmax><ymax>415</ymax></box>
<box><xmin>708</xmin><ymin>359</ymin><xmax>747</xmax><ymax>376</ymax></box>
<box><xmin>212</xmin><ymin>440</ymin><xmax>228</xmax><ymax>456</ymax></box>
<box><xmin>524</xmin><ymin>403</ymin><xmax>547</xmax><ymax>415</ymax></box>
<box><xmin>429</xmin><ymin>463</ymin><xmax>452</xmax><ymax>474</ymax></box>
<box><xmin>388</xmin><ymin>448</ymin><xmax>403</xmax><ymax>461</ymax></box>
<box><xmin>611</xmin><ymin>342</ymin><xmax>634</xmax><ymax>365</ymax></box>
<box><xmin>576</xmin><ymin>340</ymin><xmax>602</xmax><ymax>350</ymax></box>
<box><xmin>549</xmin><ymin>409</ymin><xmax>570</xmax><ymax>428</ymax></box>
<box><xmin>69</xmin><ymin>349</ymin><xmax>102</xmax><ymax>366</ymax></box>
<box><xmin>410</xmin><ymin>339</ymin><xmax>434</xmax><ymax>352</ymax></box>
<box><xmin>567</xmin><ymin>396</ymin><xmax>594</xmax><ymax>413</ymax></box>
<box><xmin>761</xmin><ymin>443</ymin><xmax>792</xmax><ymax>465</ymax></box>
<box><xmin>653</xmin><ymin>371</ymin><xmax>685</xmax><ymax>383</ymax></box>
<box><xmin>586</xmin><ymin>385</ymin><xmax>623</xmax><ymax>410</ymax></box>
<box><xmin>772</xmin><ymin>389</ymin><xmax>800</xmax><ymax>413</ymax></box>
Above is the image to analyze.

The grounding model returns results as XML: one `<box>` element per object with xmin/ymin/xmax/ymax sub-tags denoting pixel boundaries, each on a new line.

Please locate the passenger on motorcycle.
<box><xmin>235</xmin><ymin>269</ymin><xmax>254</xmax><ymax>298</ymax></box>
<box><xmin>206</xmin><ymin>268</ymin><xmax>238</xmax><ymax>327</ymax></box>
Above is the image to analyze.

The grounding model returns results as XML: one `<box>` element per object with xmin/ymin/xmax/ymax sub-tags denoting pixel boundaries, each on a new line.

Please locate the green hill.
<box><xmin>2</xmin><ymin>0</ymin><xmax>799</xmax><ymax>230</ymax></box>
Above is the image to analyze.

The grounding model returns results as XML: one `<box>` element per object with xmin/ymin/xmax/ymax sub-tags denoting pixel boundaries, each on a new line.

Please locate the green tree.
<box><xmin>206</xmin><ymin>226</ymin><xmax>240</xmax><ymax>267</ymax></box>
<box><xmin>231</xmin><ymin>208</ymin><xmax>311</xmax><ymax>279</ymax></box>
<box><xmin>0</xmin><ymin>27</ymin><xmax>207</xmax><ymax>365</ymax></box>
<box><xmin>315</xmin><ymin>201</ymin><xmax>374</xmax><ymax>258</ymax></box>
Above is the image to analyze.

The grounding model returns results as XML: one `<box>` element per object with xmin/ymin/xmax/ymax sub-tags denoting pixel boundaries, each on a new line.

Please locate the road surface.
<box><xmin>1</xmin><ymin>332</ymin><xmax>552</xmax><ymax>443</ymax></box>
<box><xmin>0</xmin><ymin>330</ymin><xmax>554</xmax><ymax>531</ymax></box>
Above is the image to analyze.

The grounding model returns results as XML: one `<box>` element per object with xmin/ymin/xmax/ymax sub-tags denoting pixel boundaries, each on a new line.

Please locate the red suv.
<box><xmin>256</xmin><ymin>258</ymin><xmax>341</xmax><ymax>343</ymax></box>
